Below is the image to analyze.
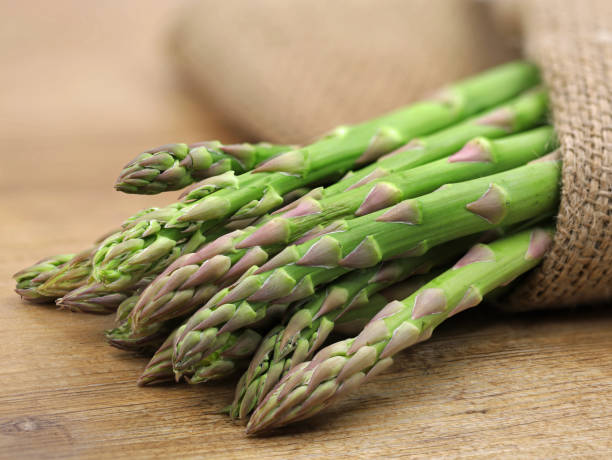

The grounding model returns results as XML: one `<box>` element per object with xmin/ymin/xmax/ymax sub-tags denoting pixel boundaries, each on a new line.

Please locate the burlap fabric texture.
<box><xmin>172</xmin><ymin>0</ymin><xmax>611</xmax><ymax>310</ymax></box>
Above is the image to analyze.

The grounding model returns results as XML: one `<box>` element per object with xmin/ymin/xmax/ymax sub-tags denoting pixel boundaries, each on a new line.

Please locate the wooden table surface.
<box><xmin>1</xmin><ymin>2</ymin><xmax>611</xmax><ymax>458</ymax></box>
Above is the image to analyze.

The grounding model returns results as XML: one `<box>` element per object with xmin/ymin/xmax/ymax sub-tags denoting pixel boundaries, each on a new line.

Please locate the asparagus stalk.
<box><xmin>129</xmin><ymin>123</ymin><xmax>554</xmax><ymax>331</ymax></box>
<box><xmin>93</xmin><ymin>62</ymin><xmax>539</xmax><ymax>289</ymax></box>
<box><xmin>246</xmin><ymin>226</ymin><xmax>555</xmax><ymax>433</ymax></box>
<box><xmin>13</xmin><ymin>254</ymin><xmax>75</xmax><ymax>302</ymax></box>
<box><xmin>116</xmin><ymin>142</ymin><xmax>293</xmax><ymax>195</ymax></box>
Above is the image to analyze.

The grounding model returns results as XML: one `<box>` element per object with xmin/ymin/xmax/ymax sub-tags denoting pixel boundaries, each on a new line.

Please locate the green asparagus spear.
<box><xmin>13</xmin><ymin>254</ymin><xmax>75</xmax><ymax>303</ymax></box>
<box><xmin>116</xmin><ymin>141</ymin><xmax>293</xmax><ymax>194</ymax></box>
<box><xmin>246</xmin><ymin>226</ymin><xmax>555</xmax><ymax>433</ymax></box>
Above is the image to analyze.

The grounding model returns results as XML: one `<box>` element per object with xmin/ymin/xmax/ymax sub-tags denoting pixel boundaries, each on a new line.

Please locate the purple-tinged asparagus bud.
<box><xmin>236</xmin><ymin>218</ymin><xmax>291</xmax><ymax>248</ymax></box>
<box><xmin>253</xmin><ymin>151</ymin><xmax>307</xmax><ymax>175</ymax></box>
<box><xmin>347</xmin><ymin>320</ymin><xmax>389</xmax><ymax>354</ymax></box>
<box><xmin>233</xmin><ymin>187</ymin><xmax>284</xmax><ymax>219</ymax></box>
<box><xmin>465</xmin><ymin>184</ymin><xmax>508</xmax><ymax>224</ymax></box>
<box><xmin>218</xmin><ymin>143</ymin><xmax>256</xmax><ymax>166</ymax></box>
<box><xmin>297</xmin><ymin>236</ymin><xmax>342</xmax><ymax>267</ymax></box>
<box><xmin>314</xmin><ymin>286</ymin><xmax>350</xmax><ymax>319</ymax></box>
<box><xmin>336</xmin><ymin>346</ymin><xmax>377</xmax><ymax>383</ymax></box>
<box><xmin>355</xmin><ymin>182</ymin><xmax>403</xmax><ymax>216</ymax></box>
<box><xmin>275</xmin><ymin>275</ymin><xmax>315</xmax><ymax>303</ymax></box>
<box><xmin>247</xmin><ymin>270</ymin><xmax>296</xmax><ymax>303</ymax></box>
<box><xmin>218</xmin><ymin>247</ymin><xmax>269</xmax><ymax>286</ymax></box>
<box><xmin>281</xmin><ymin>198</ymin><xmax>323</xmax><ymax>218</ymax></box>
<box><xmin>344</xmin><ymin>167</ymin><xmax>390</xmax><ymax>191</ymax></box>
<box><xmin>526</xmin><ymin>228</ymin><xmax>553</xmax><ymax>260</ymax></box>
<box><xmin>177</xmin><ymin>196</ymin><xmax>232</xmax><ymax>222</ymax></box>
<box><xmin>219</xmin><ymin>276</ymin><xmax>262</xmax><ymax>305</ymax></box>
<box><xmin>474</xmin><ymin>107</ymin><xmax>514</xmax><ymax>131</ymax></box>
<box><xmin>256</xmin><ymin>246</ymin><xmax>300</xmax><ymax>273</ymax></box>
<box><xmin>447</xmin><ymin>138</ymin><xmax>493</xmax><ymax>163</ymax></box>
<box><xmin>356</xmin><ymin>127</ymin><xmax>403</xmax><ymax>164</ymax></box>
<box><xmin>376</xmin><ymin>199</ymin><xmax>422</xmax><ymax>224</ymax></box>
<box><xmin>218</xmin><ymin>302</ymin><xmax>261</xmax><ymax>334</ymax></box>
<box><xmin>448</xmin><ymin>286</ymin><xmax>483</xmax><ymax>317</ymax></box>
<box><xmin>57</xmin><ymin>282</ymin><xmax>129</xmax><ymax>314</ymax></box>
<box><xmin>452</xmin><ymin>244</ymin><xmax>496</xmax><ymax>268</ymax></box>
<box><xmin>410</xmin><ymin>288</ymin><xmax>447</xmax><ymax>319</ymax></box>
<box><xmin>294</xmin><ymin>220</ymin><xmax>349</xmax><ymax>245</ymax></box>
<box><xmin>339</xmin><ymin>236</ymin><xmax>382</xmax><ymax>268</ymax></box>
<box><xmin>138</xmin><ymin>330</ymin><xmax>177</xmax><ymax>386</ymax></box>
<box><xmin>180</xmin><ymin>171</ymin><xmax>240</xmax><ymax>201</ymax></box>
<box><xmin>272</xmin><ymin>188</ymin><xmax>324</xmax><ymax>215</ymax></box>
<box><xmin>279</xmin><ymin>310</ymin><xmax>313</xmax><ymax>352</ymax></box>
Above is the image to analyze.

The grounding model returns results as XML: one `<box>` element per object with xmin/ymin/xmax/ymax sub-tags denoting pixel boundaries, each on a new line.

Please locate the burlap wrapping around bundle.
<box><xmin>172</xmin><ymin>0</ymin><xmax>611</xmax><ymax>310</ymax></box>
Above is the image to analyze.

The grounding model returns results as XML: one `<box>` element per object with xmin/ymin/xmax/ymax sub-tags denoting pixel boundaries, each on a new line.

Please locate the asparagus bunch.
<box><xmin>246</xmin><ymin>226</ymin><xmax>554</xmax><ymax>433</ymax></box>
<box><xmin>116</xmin><ymin>142</ymin><xmax>293</xmax><ymax>195</ymax></box>
<box><xmin>93</xmin><ymin>62</ymin><xmax>540</xmax><ymax>291</ymax></box>
<box><xmin>125</xmin><ymin>96</ymin><xmax>551</xmax><ymax>334</ymax></box>
<box><xmin>141</xmin><ymin>268</ymin><xmax>442</xmax><ymax>388</ymax></box>
<box><xmin>167</xmin><ymin>158</ymin><xmax>560</xmax><ymax>370</ymax></box>
<box><xmin>228</xmin><ymin>242</ymin><xmax>472</xmax><ymax>419</ymax></box>
<box><xmin>13</xmin><ymin>60</ymin><xmax>565</xmax><ymax>438</ymax></box>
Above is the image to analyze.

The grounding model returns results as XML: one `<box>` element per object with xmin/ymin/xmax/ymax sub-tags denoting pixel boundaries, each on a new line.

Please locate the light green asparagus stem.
<box><xmin>129</xmin><ymin>123</ymin><xmax>554</xmax><ymax>332</ymax></box>
<box><xmin>93</xmin><ymin>62</ymin><xmax>539</xmax><ymax>290</ymax></box>
<box><xmin>116</xmin><ymin>141</ymin><xmax>293</xmax><ymax>195</ymax></box>
<box><xmin>246</xmin><ymin>226</ymin><xmax>555</xmax><ymax>433</ymax></box>
<box><xmin>13</xmin><ymin>254</ymin><xmax>75</xmax><ymax>303</ymax></box>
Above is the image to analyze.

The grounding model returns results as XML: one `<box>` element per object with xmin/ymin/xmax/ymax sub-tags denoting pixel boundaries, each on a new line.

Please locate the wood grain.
<box><xmin>1</xmin><ymin>2</ymin><xmax>611</xmax><ymax>458</ymax></box>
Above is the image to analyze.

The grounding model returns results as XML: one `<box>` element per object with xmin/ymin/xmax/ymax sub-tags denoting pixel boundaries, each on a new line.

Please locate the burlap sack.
<box><xmin>172</xmin><ymin>0</ymin><xmax>611</xmax><ymax>309</ymax></box>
